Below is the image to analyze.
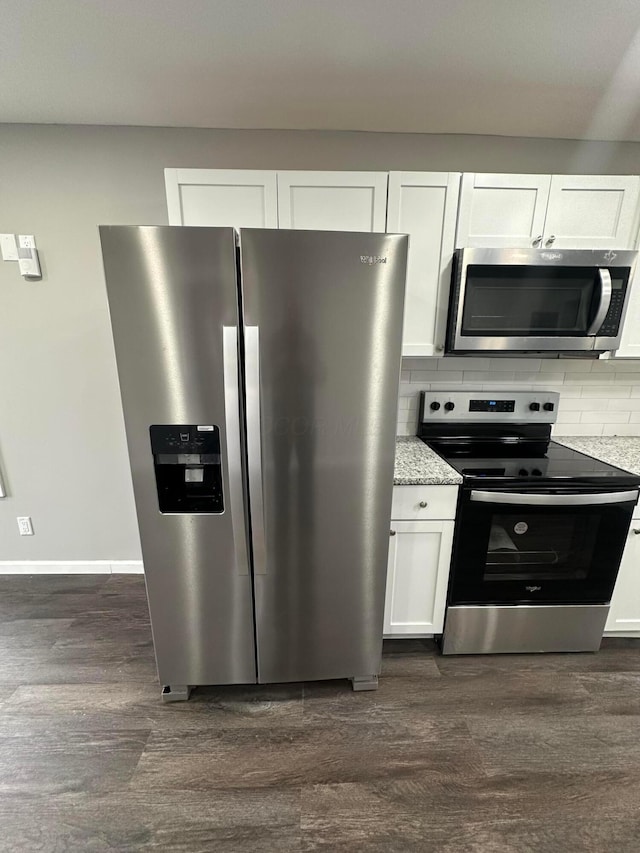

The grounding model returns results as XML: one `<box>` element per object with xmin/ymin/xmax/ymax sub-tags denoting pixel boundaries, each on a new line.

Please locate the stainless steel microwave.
<box><xmin>446</xmin><ymin>248</ymin><xmax>638</xmax><ymax>354</ymax></box>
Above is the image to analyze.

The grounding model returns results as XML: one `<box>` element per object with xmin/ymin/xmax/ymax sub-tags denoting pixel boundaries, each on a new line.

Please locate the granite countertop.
<box><xmin>395</xmin><ymin>435</ymin><xmax>640</xmax><ymax>486</ymax></box>
<box><xmin>555</xmin><ymin>436</ymin><xmax>640</xmax><ymax>477</ymax></box>
<box><xmin>394</xmin><ymin>436</ymin><xmax>462</xmax><ymax>486</ymax></box>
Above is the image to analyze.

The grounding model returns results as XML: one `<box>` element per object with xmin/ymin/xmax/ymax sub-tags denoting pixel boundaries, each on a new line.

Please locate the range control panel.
<box><xmin>419</xmin><ymin>390</ymin><xmax>560</xmax><ymax>423</ymax></box>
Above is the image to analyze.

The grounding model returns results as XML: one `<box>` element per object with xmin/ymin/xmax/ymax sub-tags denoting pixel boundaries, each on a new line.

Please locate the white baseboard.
<box><xmin>0</xmin><ymin>561</ymin><xmax>144</xmax><ymax>575</ymax></box>
<box><xmin>604</xmin><ymin>630</ymin><xmax>640</xmax><ymax>638</ymax></box>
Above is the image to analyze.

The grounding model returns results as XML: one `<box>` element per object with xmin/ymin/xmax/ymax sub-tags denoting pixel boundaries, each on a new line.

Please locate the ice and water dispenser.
<box><xmin>150</xmin><ymin>425</ymin><xmax>224</xmax><ymax>513</ymax></box>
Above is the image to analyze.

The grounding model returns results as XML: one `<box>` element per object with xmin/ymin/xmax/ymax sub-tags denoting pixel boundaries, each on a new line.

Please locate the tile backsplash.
<box><xmin>397</xmin><ymin>356</ymin><xmax>640</xmax><ymax>437</ymax></box>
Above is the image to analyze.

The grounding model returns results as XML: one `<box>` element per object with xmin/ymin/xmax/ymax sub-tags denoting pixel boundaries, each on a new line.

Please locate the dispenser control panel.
<box><xmin>150</xmin><ymin>424</ymin><xmax>220</xmax><ymax>455</ymax></box>
<box><xmin>150</xmin><ymin>425</ymin><xmax>223</xmax><ymax>514</ymax></box>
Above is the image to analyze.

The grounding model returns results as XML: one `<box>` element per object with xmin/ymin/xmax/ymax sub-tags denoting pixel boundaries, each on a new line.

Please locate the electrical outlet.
<box><xmin>17</xmin><ymin>516</ymin><xmax>33</xmax><ymax>536</ymax></box>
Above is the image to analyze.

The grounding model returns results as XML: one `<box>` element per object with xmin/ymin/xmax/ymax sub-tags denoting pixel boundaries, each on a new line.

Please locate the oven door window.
<box><xmin>461</xmin><ymin>265</ymin><xmax>598</xmax><ymax>336</ymax></box>
<box><xmin>486</xmin><ymin>513</ymin><xmax>599</xmax><ymax>581</ymax></box>
<box><xmin>450</xmin><ymin>495</ymin><xmax>635</xmax><ymax>605</ymax></box>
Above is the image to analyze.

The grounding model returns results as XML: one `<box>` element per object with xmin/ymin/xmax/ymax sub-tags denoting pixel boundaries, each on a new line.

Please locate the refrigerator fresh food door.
<box><xmin>240</xmin><ymin>229</ymin><xmax>408</xmax><ymax>683</ymax></box>
<box><xmin>100</xmin><ymin>226</ymin><xmax>256</xmax><ymax>688</ymax></box>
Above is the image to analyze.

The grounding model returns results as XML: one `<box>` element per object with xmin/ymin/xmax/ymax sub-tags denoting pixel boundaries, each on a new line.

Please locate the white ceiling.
<box><xmin>3</xmin><ymin>0</ymin><xmax>640</xmax><ymax>140</ymax></box>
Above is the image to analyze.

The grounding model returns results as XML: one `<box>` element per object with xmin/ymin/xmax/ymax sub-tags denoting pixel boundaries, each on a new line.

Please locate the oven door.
<box><xmin>450</xmin><ymin>488</ymin><xmax>639</xmax><ymax>605</ymax></box>
<box><xmin>446</xmin><ymin>248</ymin><xmax>634</xmax><ymax>353</ymax></box>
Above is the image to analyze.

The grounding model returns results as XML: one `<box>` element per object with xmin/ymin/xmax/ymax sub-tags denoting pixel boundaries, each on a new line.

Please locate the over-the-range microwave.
<box><xmin>445</xmin><ymin>248</ymin><xmax>638</xmax><ymax>354</ymax></box>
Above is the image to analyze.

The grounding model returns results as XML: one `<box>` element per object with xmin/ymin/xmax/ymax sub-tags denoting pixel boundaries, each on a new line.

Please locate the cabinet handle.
<box><xmin>532</xmin><ymin>235</ymin><xmax>542</xmax><ymax>246</ymax></box>
<box><xmin>419</xmin><ymin>501</ymin><xmax>428</xmax><ymax>508</ymax></box>
<box><xmin>546</xmin><ymin>235</ymin><xmax>556</xmax><ymax>246</ymax></box>
<box><xmin>390</xmin><ymin>529</ymin><xmax>396</xmax><ymax>536</ymax></box>
<box><xmin>633</xmin><ymin>528</ymin><xmax>640</xmax><ymax>535</ymax></box>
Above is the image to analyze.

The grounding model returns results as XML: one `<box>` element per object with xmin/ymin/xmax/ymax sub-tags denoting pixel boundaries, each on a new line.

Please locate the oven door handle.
<box><xmin>587</xmin><ymin>268</ymin><xmax>612</xmax><ymax>336</ymax></box>
<box><xmin>470</xmin><ymin>489</ymin><xmax>639</xmax><ymax>506</ymax></box>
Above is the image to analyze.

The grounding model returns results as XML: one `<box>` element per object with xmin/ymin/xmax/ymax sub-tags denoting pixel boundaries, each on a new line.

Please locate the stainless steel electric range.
<box><xmin>418</xmin><ymin>390</ymin><xmax>640</xmax><ymax>655</ymax></box>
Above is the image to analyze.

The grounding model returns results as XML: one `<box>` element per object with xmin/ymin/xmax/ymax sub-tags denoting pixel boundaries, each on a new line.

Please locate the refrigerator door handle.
<box><xmin>223</xmin><ymin>326</ymin><xmax>250</xmax><ymax>576</ymax></box>
<box><xmin>245</xmin><ymin>325</ymin><xmax>267</xmax><ymax>575</ymax></box>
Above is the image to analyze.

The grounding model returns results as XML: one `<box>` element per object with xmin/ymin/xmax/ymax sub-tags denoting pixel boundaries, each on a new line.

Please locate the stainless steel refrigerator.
<box><xmin>100</xmin><ymin>226</ymin><xmax>408</xmax><ymax>700</ymax></box>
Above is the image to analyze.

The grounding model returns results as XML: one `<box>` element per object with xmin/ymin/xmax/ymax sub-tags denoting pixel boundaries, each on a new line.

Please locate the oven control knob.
<box><xmin>430</xmin><ymin>402</ymin><xmax>441</xmax><ymax>411</ymax></box>
<box><xmin>532</xmin><ymin>468</ymin><xmax>542</xmax><ymax>476</ymax></box>
<box><xmin>519</xmin><ymin>468</ymin><xmax>529</xmax><ymax>476</ymax></box>
<box><xmin>543</xmin><ymin>402</ymin><xmax>555</xmax><ymax>412</ymax></box>
<box><xmin>444</xmin><ymin>402</ymin><xmax>455</xmax><ymax>412</ymax></box>
<box><xmin>529</xmin><ymin>402</ymin><xmax>540</xmax><ymax>412</ymax></box>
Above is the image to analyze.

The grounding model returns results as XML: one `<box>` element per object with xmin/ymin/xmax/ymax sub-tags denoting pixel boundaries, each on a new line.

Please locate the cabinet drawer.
<box><xmin>391</xmin><ymin>485</ymin><xmax>458</xmax><ymax>520</ymax></box>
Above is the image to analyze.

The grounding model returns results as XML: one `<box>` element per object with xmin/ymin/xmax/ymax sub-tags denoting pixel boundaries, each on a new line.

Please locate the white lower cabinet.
<box><xmin>383</xmin><ymin>520</ymin><xmax>454</xmax><ymax>637</ymax></box>
<box><xmin>606</xmin><ymin>521</ymin><xmax>640</xmax><ymax>633</ymax></box>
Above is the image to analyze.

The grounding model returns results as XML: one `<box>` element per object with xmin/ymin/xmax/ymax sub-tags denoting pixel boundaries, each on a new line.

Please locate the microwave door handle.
<box><xmin>470</xmin><ymin>489</ymin><xmax>639</xmax><ymax>506</ymax></box>
<box><xmin>587</xmin><ymin>268</ymin><xmax>612</xmax><ymax>335</ymax></box>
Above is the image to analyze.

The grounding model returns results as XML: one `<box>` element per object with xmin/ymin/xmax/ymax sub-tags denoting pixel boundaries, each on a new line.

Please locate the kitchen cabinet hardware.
<box><xmin>419</xmin><ymin>501</ymin><xmax>428</xmax><ymax>508</ymax></box>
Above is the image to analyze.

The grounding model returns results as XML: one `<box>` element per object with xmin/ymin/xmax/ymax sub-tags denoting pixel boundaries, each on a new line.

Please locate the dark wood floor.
<box><xmin>0</xmin><ymin>575</ymin><xmax>639</xmax><ymax>852</ymax></box>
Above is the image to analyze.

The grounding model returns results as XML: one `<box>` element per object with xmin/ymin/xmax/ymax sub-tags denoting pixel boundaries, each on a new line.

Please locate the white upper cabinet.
<box><xmin>164</xmin><ymin>169</ymin><xmax>278</xmax><ymax>227</ymax></box>
<box><xmin>457</xmin><ymin>173</ymin><xmax>640</xmax><ymax>250</ymax></box>
<box><xmin>456</xmin><ymin>173</ymin><xmax>551</xmax><ymax>248</ymax></box>
<box><xmin>544</xmin><ymin>175</ymin><xmax>640</xmax><ymax>249</ymax></box>
<box><xmin>387</xmin><ymin>172</ymin><xmax>460</xmax><ymax>356</ymax></box>
<box><xmin>276</xmin><ymin>171</ymin><xmax>388</xmax><ymax>231</ymax></box>
<box><xmin>616</xmin><ymin>273</ymin><xmax>640</xmax><ymax>358</ymax></box>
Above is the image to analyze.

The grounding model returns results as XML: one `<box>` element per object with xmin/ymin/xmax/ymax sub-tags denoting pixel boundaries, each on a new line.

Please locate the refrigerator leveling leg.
<box><xmin>161</xmin><ymin>684</ymin><xmax>192</xmax><ymax>703</ymax></box>
<box><xmin>350</xmin><ymin>676</ymin><xmax>379</xmax><ymax>692</ymax></box>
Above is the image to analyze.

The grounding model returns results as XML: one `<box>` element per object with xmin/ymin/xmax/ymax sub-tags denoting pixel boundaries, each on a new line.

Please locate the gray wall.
<box><xmin>2</xmin><ymin>123</ymin><xmax>640</xmax><ymax>562</ymax></box>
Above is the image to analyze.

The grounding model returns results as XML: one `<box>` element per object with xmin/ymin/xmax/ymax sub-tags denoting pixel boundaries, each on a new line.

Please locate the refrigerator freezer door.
<box><xmin>240</xmin><ymin>229</ymin><xmax>409</xmax><ymax>683</ymax></box>
<box><xmin>100</xmin><ymin>226</ymin><xmax>256</xmax><ymax>688</ymax></box>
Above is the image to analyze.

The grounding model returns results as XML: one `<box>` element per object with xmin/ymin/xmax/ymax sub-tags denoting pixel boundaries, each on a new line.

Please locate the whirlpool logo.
<box><xmin>360</xmin><ymin>255</ymin><xmax>387</xmax><ymax>265</ymax></box>
<box><xmin>526</xmin><ymin>585</ymin><xmax>542</xmax><ymax>593</ymax></box>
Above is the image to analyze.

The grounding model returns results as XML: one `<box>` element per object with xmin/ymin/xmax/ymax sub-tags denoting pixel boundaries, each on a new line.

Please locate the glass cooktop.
<box><xmin>425</xmin><ymin>438</ymin><xmax>640</xmax><ymax>484</ymax></box>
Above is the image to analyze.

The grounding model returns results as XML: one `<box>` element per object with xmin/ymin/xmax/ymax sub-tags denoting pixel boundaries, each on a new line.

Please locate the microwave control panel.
<box><xmin>419</xmin><ymin>390</ymin><xmax>560</xmax><ymax>423</ymax></box>
<box><xmin>598</xmin><ymin>279</ymin><xmax>627</xmax><ymax>337</ymax></box>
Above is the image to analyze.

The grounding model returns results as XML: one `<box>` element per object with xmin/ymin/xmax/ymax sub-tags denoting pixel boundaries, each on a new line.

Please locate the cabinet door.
<box><xmin>605</xmin><ymin>524</ymin><xmax>640</xmax><ymax>633</ymax></box>
<box><xmin>456</xmin><ymin>173</ymin><xmax>551</xmax><ymax>248</ymax></box>
<box><xmin>615</xmin><ymin>270</ymin><xmax>640</xmax><ymax>358</ymax></box>
<box><xmin>165</xmin><ymin>169</ymin><xmax>278</xmax><ymax>227</ymax></box>
<box><xmin>277</xmin><ymin>171</ymin><xmax>388</xmax><ymax>231</ymax></box>
<box><xmin>387</xmin><ymin>172</ymin><xmax>460</xmax><ymax>356</ymax></box>
<box><xmin>383</xmin><ymin>520</ymin><xmax>454</xmax><ymax>637</ymax></box>
<box><xmin>543</xmin><ymin>175</ymin><xmax>640</xmax><ymax>250</ymax></box>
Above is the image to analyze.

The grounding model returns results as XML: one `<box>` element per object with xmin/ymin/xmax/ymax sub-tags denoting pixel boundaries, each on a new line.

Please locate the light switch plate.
<box><xmin>0</xmin><ymin>234</ymin><xmax>18</xmax><ymax>261</ymax></box>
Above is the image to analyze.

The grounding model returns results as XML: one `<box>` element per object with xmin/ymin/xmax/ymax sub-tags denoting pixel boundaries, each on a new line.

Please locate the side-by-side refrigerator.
<box><xmin>100</xmin><ymin>226</ymin><xmax>408</xmax><ymax>700</ymax></box>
